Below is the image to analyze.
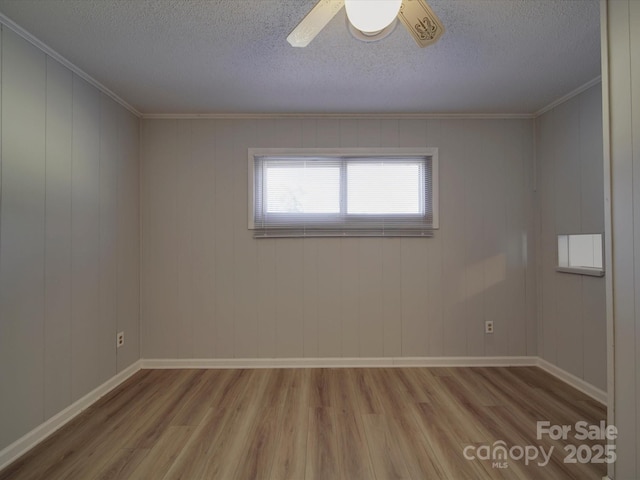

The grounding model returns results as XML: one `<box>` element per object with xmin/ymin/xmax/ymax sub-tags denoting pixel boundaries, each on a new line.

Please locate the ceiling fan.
<box><xmin>287</xmin><ymin>0</ymin><xmax>445</xmax><ymax>48</ymax></box>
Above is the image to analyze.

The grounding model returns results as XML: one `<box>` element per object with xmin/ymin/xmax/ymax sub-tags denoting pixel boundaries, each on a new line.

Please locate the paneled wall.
<box><xmin>535</xmin><ymin>84</ymin><xmax>606</xmax><ymax>391</ymax></box>
<box><xmin>0</xmin><ymin>27</ymin><xmax>140</xmax><ymax>451</ymax></box>
<box><xmin>604</xmin><ymin>1</ymin><xmax>640</xmax><ymax>477</ymax></box>
<box><xmin>141</xmin><ymin>117</ymin><xmax>536</xmax><ymax>360</ymax></box>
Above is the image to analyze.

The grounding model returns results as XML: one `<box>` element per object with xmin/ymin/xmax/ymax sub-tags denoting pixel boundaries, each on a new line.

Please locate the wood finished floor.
<box><xmin>0</xmin><ymin>367</ymin><xmax>606</xmax><ymax>480</ymax></box>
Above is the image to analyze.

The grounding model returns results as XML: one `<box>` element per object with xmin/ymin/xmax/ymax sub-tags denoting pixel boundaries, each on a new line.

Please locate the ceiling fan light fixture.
<box><xmin>344</xmin><ymin>0</ymin><xmax>403</xmax><ymax>34</ymax></box>
<box><xmin>347</xmin><ymin>17</ymin><xmax>397</xmax><ymax>43</ymax></box>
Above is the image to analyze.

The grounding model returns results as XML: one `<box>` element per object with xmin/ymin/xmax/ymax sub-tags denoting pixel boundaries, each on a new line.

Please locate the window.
<box><xmin>556</xmin><ymin>233</ymin><xmax>604</xmax><ymax>276</ymax></box>
<box><xmin>248</xmin><ymin>148</ymin><xmax>438</xmax><ymax>237</ymax></box>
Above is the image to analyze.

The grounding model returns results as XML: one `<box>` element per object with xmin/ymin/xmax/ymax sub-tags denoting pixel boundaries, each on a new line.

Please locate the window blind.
<box><xmin>250</xmin><ymin>150</ymin><xmax>437</xmax><ymax>238</ymax></box>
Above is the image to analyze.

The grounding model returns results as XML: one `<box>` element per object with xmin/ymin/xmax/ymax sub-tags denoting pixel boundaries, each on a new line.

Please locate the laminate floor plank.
<box><xmin>350</xmin><ymin>369</ymin><xmax>383</xmax><ymax>414</ymax></box>
<box><xmin>47</xmin><ymin>372</ymin><xmax>198</xmax><ymax>480</ymax></box>
<box><xmin>162</xmin><ymin>369</ymin><xmax>254</xmax><ymax>480</ymax></box>
<box><xmin>308</xmin><ymin>368</ymin><xmax>331</xmax><ymax>408</ymax></box>
<box><xmin>95</xmin><ymin>448</ymin><xmax>150</xmax><ymax>480</ymax></box>
<box><xmin>126</xmin><ymin>370</ymin><xmax>205</xmax><ymax>449</ymax></box>
<box><xmin>448</xmin><ymin>367</ymin><xmax>505</xmax><ymax>407</ymax></box>
<box><xmin>434</xmin><ymin>375</ymin><xmax>500</xmax><ymax>443</ymax></box>
<box><xmin>335</xmin><ymin>411</ymin><xmax>376</xmax><ymax>480</ymax></box>
<box><xmin>170</xmin><ymin>369</ymin><xmax>224</xmax><ymax>426</ymax></box>
<box><xmin>498</xmin><ymin>368</ymin><xmax>598</xmax><ymax>426</ymax></box>
<box><xmin>305</xmin><ymin>407</ymin><xmax>340</xmax><ymax>480</ymax></box>
<box><xmin>368</xmin><ymin>368</ymin><xmax>448</xmax><ymax>479</ymax></box>
<box><xmin>0</xmin><ymin>371</ymin><xmax>168</xmax><ymax>480</ymax></box>
<box><xmin>412</xmin><ymin>400</ymin><xmax>493</xmax><ymax>480</ymax></box>
<box><xmin>1</xmin><ymin>370</ymin><xmax>173</xmax><ymax>480</ymax></box>
<box><xmin>329</xmin><ymin>367</ymin><xmax>363</xmax><ymax>416</ymax></box>
<box><xmin>488</xmin><ymin>404</ymin><xmax>600</xmax><ymax>480</ymax></box>
<box><xmin>270</xmin><ymin>369</ymin><xmax>309</xmax><ymax>480</ymax></box>
<box><xmin>128</xmin><ymin>426</ymin><xmax>194</xmax><ymax>480</ymax></box>
<box><xmin>197</xmin><ymin>369</ymin><xmax>271</xmax><ymax>480</ymax></box>
<box><xmin>361</xmin><ymin>413</ymin><xmax>411</xmax><ymax>480</ymax></box>
<box><xmin>0</xmin><ymin>367</ymin><xmax>607</xmax><ymax>480</ymax></box>
<box><xmin>232</xmin><ymin>370</ymin><xmax>292</xmax><ymax>480</ymax></box>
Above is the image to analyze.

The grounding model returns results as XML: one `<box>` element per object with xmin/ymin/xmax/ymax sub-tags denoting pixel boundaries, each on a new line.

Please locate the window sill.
<box><xmin>252</xmin><ymin>228</ymin><xmax>435</xmax><ymax>239</ymax></box>
<box><xmin>555</xmin><ymin>266</ymin><xmax>605</xmax><ymax>277</ymax></box>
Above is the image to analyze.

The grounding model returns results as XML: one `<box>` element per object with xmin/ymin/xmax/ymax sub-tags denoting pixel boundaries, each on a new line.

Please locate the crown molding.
<box><xmin>0</xmin><ymin>13</ymin><xmax>141</xmax><ymax>118</ymax></box>
<box><xmin>141</xmin><ymin>112</ymin><xmax>535</xmax><ymax>120</ymax></box>
<box><xmin>534</xmin><ymin>76</ymin><xmax>602</xmax><ymax>117</ymax></box>
<box><xmin>0</xmin><ymin>11</ymin><xmax>597</xmax><ymax>121</ymax></box>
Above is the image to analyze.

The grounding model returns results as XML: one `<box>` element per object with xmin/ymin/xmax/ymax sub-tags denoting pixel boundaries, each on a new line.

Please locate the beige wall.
<box><xmin>0</xmin><ymin>27</ymin><xmax>140</xmax><ymax>451</ymax></box>
<box><xmin>140</xmin><ymin>117</ymin><xmax>536</xmax><ymax>360</ymax></box>
<box><xmin>535</xmin><ymin>84</ymin><xmax>606</xmax><ymax>391</ymax></box>
<box><xmin>604</xmin><ymin>0</ymin><xmax>640</xmax><ymax>477</ymax></box>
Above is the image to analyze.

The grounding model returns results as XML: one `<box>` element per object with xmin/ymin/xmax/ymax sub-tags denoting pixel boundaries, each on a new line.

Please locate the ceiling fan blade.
<box><xmin>398</xmin><ymin>0</ymin><xmax>445</xmax><ymax>48</ymax></box>
<box><xmin>287</xmin><ymin>0</ymin><xmax>345</xmax><ymax>47</ymax></box>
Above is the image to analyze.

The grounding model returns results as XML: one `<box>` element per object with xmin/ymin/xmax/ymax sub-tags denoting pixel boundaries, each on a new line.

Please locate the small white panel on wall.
<box><xmin>557</xmin><ymin>233</ymin><xmax>604</xmax><ymax>276</ymax></box>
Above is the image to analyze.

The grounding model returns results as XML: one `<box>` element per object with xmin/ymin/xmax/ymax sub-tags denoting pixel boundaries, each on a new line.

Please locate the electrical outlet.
<box><xmin>117</xmin><ymin>331</ymin><xmax>125</xmax><ymax>348</ymax></box>
<box><xmin>485</xmin><ymin>321</ymin><xmax>494</xmax><ymax>334</ymax></box>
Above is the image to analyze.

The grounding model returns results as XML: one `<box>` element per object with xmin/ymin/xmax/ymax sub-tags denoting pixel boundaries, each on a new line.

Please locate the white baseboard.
<box><xmin>536</xmin><ymin>357</ymin><xmax>607</xmax><ymax>405</ymax></box>
<box><xmin>0</xmin><ymin>355</ymin><xmax>606</xmax><ymax>473</ymax></box>
<box><xmin>140</xmin><ymin>355</ymin><xmax>539</xmax><ymax>369</ymax></box>
<box><xmin>0</xmin><ymin>360</ymin><xmax>142</xmax><ymax>471</ymax></box>
<box><xmin>142</xmin><ymin>356</ymin><xmax>606</xmax><ymax>404</ymax></box>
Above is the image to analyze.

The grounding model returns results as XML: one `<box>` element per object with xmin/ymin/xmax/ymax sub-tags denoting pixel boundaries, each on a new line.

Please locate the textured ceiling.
<box><xmin>0</xmin><ymin>0</ymin><xmax>600</xmax><ymax>115</ymax></box>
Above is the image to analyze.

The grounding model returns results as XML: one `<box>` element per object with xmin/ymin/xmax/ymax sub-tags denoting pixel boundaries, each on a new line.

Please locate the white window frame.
<box><xmin>556</xmin><ymin>233</ymin><xmax>605</xmax><ymax>277</ymax></box>
<box><xmin>248</xmin><ymin>147</ymin><xmax>439</xmax><ymax>237</ymax></box>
